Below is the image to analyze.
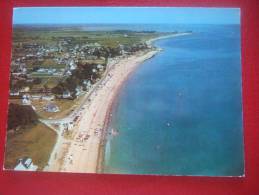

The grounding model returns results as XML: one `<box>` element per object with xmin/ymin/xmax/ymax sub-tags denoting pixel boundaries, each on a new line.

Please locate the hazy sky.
<box><xmin>13</xmin><ymin>7</ymin><xmax>240</xmax><ymax>25</ymax></box>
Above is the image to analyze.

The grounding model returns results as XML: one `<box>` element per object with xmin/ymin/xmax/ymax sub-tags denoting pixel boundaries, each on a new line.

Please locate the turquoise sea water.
<box><xmin>103</xmin><ymin>24</ymin><xmax>244</xmax><ymax>176</ymax></box>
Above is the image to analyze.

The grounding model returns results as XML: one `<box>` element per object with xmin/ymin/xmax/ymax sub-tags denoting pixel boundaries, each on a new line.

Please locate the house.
<box><xmin>10</xmin><ymin>91</ymin><xmax>20</xmax><ymax>96</ymax></box>
<box><xmin>69</xmin><ymin>60</ymin><xmax>77</xmax><ymax>70</ymax></box>
<box><xmin>37</xmin><ymin>68</ymin><xmax>47</xmax><ymax>73</ymax></box>
<box><xmin>31</xmin><ymin>95</ymin><xmax>41</xmax><ymax>100</ymax></box>
<box><xmin>14</xmin><ymin>157</ymin><xmax>38</xmax><ymax>171</ymax></box>
<box><xmin>44</xmin><ymin>103</ymin><xmax>60</xmax><ymax>112</ymax></box>
<box><xmin>62</xmin><ymin>90</ymin><xmax>71</xmax><ymax>98</ymax></box>
<box><xmin>26</xmin><ymin>78</ymin><xmax>34</xmax><ymax>83</ymax></box>
<box><xmin>97</xmin><ymin>64</ymin><xmax>104</xmax><ymax>71</ymax></box>
<box><xmin>42</xmin><ymin>95</ymin><xmax>55</xmax><ymax>101</ymax></box>
<box><xmin>61</xmin><ymin>122</ymin><xmax>74</xmax><ymax>132</ymax></box>
<box><xmin>22</xmin><ymin>94</ymin><xmax>31</xmax><ymax>105</ymax></box>
<box><xmin>53</xmin><ymin>72</ymin><xmax>63</xmax><ymax>76</ymax></box>
<box><xmin>21</xmin><ymin>67</ymin><xmax>27</xmax><ymax>74</ymax></box>
<box><xmin>47</xmin><ymin>68</ymin><xmax>56</xmax><ymax>74</ymax></box>
<box><xmin>68</xmin><ymin>122</ymin><xmax>74</xmax><ymax>130</ymax></box>
<box><xmin>22</xmin><ymin>98</ymin><xmax>31</xmax><ymax>105</ymax></box>
<box><xmin>83</xmin><ymin>80</ymin><xmax>89</xmax><ymax>86</ymax></box>
<box><xmin>66</xmin><ymin>70</ymin><xmax>72</xmax><ymax>76</ymax></box>
<box><xmin>94</xmin><ymin>42</ymin><xmax>101</xmax><ymax>47</ymax></box>
<box><xmin>83</xmin><ymin>80</ymin><xmax>92</xmax><ymax>90</ymax></box>
<box><xmin>20</xmin><ymin>86</ymin><xmax>30</xmax><ymax>92</ymax></box>
<box><xmin>75</xmin><ymin>86</ymin><xmax>83</xmax><ymax>97</ymax></box>
<box><xmin>86</xmin><ymin>55</ymin><xmax>98</xmax><ymax>60</ymax></box>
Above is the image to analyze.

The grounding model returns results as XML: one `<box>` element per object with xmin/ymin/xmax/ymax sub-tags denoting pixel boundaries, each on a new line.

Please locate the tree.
<box><xmin>33</xmin><ymin>78</ymin><xmax>42</xmax><ymax>85</ymax></box>
<box><xmin>8</xmin><ymin>103</ymin><xmax>38</xmax><ymax>130</ymax></box>
<box><xmin>93</xmin><ymin>48</ymin><xmax>101</xmax><ymax>59</ymax></box>
<box><xmin>52</xmin><ymin>84</ymin><xmax>64</xmax><ymax>95</ymax></box>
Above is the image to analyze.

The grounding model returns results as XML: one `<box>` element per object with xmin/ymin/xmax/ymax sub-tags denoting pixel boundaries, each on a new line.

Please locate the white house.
<box><xmin>66</xmin><ymin>70</ymin><xmax>72</xmax><ymax>76</ymax></box>
<box><xmin>42</xmin><ymin>95</ymin><xmax>55</xmax><ymax>101</ymax></box>
<box><xmin>68</xmin><ymin>122</ymin><xmax>74</xmax><ymax>130</ymax></box>
<box><xmin>44</xmin><ymin>103</ymin><xmax>60</xmax><ymax>113</ymax></box>
<box><xmin>31</xmin><ymin>95</ymin><xmax>41</xmax><ymax>100</ymax></box>
<box><xmin>61</xmin><ymin>122</ymin><xmax>74</xmax><ymax>131</ymax></box>
<box><xmin>97</xmin><ymin>64</ymin><xmax>104</xmax><ymax>71</ymax></box>
<box><xmin>69</xmin><ymin>60</ymin><xmax>77</xmax><ymax>70</ymax></box>
<box><xmin>75</xmin><ymin>86</ymin><xmax>83</xmax><ymax>97</ymax></box>
<box><xmin>47</xmin><ymin>68</ymin><xmax>56</xmax><ymax>74</ymax></box>
<box><xmin>62</xmin><ymin>90</ymin><xmax>71</xmax><ymax>98</ymax></box>
<box><xmin>10</xmin><ymin>91</ymin><xmax>20</xmax><ymax>96</ymax></box>
<box><xmin>22</xmin><ymin>94</ymin><xmax>31</xmax><ymax>105</ymax></box>
<box><xmin>14</xmin><ymin>157</ymin><xmax>38</xmax><ymax>171</ymax></box>
<box><xmin>37</xmin><ymin>68</ymin><xmax>47</xmax><ymax>73</ymax></box>
<box><xmin>21</xmin><ymin>67</ymin><xmax>27</xmax><ymax>74</ymax></box>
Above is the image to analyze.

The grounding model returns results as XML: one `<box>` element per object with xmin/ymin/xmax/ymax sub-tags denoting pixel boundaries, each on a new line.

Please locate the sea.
<box><xmin>101</xmin><ymin>24</ymin><xmax>244</xmax><ymax>176</ymax></box>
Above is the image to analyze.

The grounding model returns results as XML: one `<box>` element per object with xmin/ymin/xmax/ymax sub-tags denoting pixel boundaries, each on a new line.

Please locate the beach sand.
<box><xmin>46</xmin><ymin>49</ymin><xmax>159</xmax><ymax>173</ymax></box>
<box><xmin>146</xmin><ymin>32</ymin><xmax>192</xmax><ymax>45</ymax></box>
<box><xmin>45</xmin><ymin>33</ymin><xmax>192</xmax><ymax>173</ymax></box>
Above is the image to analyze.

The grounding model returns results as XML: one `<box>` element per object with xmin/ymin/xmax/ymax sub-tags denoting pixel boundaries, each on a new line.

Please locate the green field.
<box><xmin>13</xmin><ymin>28</ymin><xmax>162</xmax><ymax>48</ymax></box>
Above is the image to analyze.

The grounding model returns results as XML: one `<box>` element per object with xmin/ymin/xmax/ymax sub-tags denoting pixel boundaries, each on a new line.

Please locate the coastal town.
<box><xmin>6</xmin><ymin>25</ymin><xmax>186</xmax><ymax>172</ymax></box>
<box><xmin>5</xmin><ymin>23</ymin><xmax>192</xmax><ymax>172</ymax></box>
<box><xmin>10</xmin><ymin>29</ymin><xmax>155</xmax><ymax>103</ymax></box>
<box><xmin>3</xmin><ymin>6</ymin><xmax>245</xmax><ymax>179</ymax></box>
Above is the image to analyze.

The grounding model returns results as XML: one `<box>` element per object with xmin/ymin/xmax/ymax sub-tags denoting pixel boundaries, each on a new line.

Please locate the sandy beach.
<box><xmin>45</xmin><ymin>48</ymin><xmax>159</xmax><ymax>173</ymax></box>
<box><xmin>146</xmin><ymin>32</ymin><xmax>192</xmax><ymax>45</ymax></box>
<box><xmin>7</xmin><ymin>7</ymin><xmax>244</xmax><ymax>179</ymax></box>
<box><xmin>44</xmin><ymin>33</ymin><xmax>193</xmax><ymax>173</ymax></box>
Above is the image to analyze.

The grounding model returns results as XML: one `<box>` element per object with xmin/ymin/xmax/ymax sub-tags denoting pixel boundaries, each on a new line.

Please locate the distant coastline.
<box><xmin>7</xmin><ymin>7</ymin><xmax>243</xmax><ymax>177</ymax></box>
<box><xmin>146</xmin><ymin>32</ymin><xmax>192</xmax><ymax>45</ymax></box>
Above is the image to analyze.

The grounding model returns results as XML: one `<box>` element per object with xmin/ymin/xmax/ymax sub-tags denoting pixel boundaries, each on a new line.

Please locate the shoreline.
<box><xmin>96</xmin><ymin>49</ymin><xmax>159</xmax><ymax>173</ymax></box>
<box><xmin>46</xmin><ymin>48</ymin><xmax>160</xmax><ymax>173</ymax></box>
<box><xmin>97</xmin><ymin>33</ymin><xmax>193</xmax><ymax>173</ymax></box>
<box><xmin>146</xmin><ymin>32</ymin><xmax>192</xmax><ymax>45</ymax></box>
<box><xmin>46</xmin><ymin>33</ymin><xmax>189</xmax><ymax>173</ymax></box>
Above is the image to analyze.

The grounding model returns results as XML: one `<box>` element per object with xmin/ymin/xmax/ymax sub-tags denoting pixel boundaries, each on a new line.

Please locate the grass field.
<box><xmin>9</xmin><ymin>94</ymin><xmax>83</xmax><ymax>120</ymax></box>
<box><xmin>4</xmin><ymin>122</ymin><xmax>57</xmax><ymax>170</ymax></box>
<box><xmin>34</xmin><ymin>98</ymin><xmax>80</xmax><ymax>119</ymax></box>
<box><xmin>13</xmin><ymin>28</ymin><xmax>161</xmax><ymax>48</ymax></box>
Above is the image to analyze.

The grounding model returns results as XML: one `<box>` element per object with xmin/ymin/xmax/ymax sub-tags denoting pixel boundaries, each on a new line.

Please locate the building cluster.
<box><xmin>10</xmin><ymin>36</ymin><xmax>151</xmax><ymax>113</ymax></box>
<box><xmin>14</xmin><ymin>157</ymin><xmax>38</xmax><ymax>171</ymax></box>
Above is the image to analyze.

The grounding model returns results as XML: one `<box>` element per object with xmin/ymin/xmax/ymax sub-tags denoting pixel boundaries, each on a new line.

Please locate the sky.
<box><xmin>13</xmin><ymin>7</ymin><xmax>240</xmax><ymax>25</ymax></box>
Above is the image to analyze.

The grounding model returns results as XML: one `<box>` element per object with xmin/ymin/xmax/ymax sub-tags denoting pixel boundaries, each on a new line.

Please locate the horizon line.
<box><xmin>13</xmin><ymin>23</ymin><xmax>240</xmax><ymax>25</ymax></box>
